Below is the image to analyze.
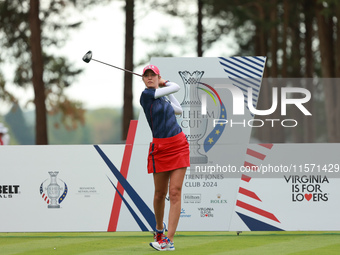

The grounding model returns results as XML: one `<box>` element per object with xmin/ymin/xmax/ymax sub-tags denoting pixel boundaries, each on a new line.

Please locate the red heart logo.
<box><xmin>305</xmin><ymin>194</ymin><xmax>312</xmax><ymax>201</ymax></box>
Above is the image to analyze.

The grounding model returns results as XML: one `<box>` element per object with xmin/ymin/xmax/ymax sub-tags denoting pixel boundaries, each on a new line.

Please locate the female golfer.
<box><xmin>140</xmin><ymin>65</ymin><xmax>190</xmax><ymax>251</ymax></box>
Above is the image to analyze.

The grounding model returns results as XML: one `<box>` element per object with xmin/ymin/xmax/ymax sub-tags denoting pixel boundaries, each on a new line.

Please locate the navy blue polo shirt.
<box><xmin>140</xmin><ymin>88</ymin><xmax>182</xmax><ymax>138</ymax></box>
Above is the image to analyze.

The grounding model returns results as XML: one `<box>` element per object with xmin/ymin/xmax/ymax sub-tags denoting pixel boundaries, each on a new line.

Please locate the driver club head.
<box><xmin>81</xmin><ymin>50</ymin><xmax>143</xmax><ymax>77</ymax></box>
<box><xmin>82</xmin><ymin>50</ymin><xmax>92</xmax><ymax>63</ymax></box>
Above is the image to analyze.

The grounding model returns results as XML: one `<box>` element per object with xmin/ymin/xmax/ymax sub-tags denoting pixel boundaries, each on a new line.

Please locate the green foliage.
<box><xmin>84</xmin><ymin>108</ymin><xmax>123</xmax><ymax>144</ymax></box>
<box><xmin>4</xmin><ymin>103</ymin><xmax>34</xmax><ymax>145</ymax></box>
<box><xmin>0</xmin><ymin>72</ymin><xmax>16</xmax><ymax>103</ymax></box>
<box><xmin>3</xmin><ymin>106</ymin><xmax>127</xmax><ymax>145</ymax></box>
<box><xmin>47</xmin><ymin>107</ymin><xmax>124</xmax><ymax>144</ymax></box>
<box><xmin>0</xmin><ymin>0</ymin><xmax>109</xmax><ymax>135</ymax></box>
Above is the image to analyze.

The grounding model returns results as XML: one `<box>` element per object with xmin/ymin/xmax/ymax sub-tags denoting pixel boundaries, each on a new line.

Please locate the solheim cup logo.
<box><xmin>179</xmin><ymin>71</ymin><xmax>208</xmax><ymax>164</ymax></box>
<box><xmin>40</xmin><ymin>171</ymin><xmax>68</xmax><ymax>208</ymax></box>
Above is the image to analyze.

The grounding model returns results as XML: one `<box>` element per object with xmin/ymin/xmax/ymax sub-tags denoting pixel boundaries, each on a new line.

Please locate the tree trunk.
<box><xmin>315</xmin><ymin>0</ymin><xmax>337</xmax><ymax>142</ymax></box>
<box><xmin>303</xmin><ymin>0</ymin><xmax>315</xmax><ymax>142</ymax></box>
<box><xmin>253</xmin><ymin>1</ymin><xmax>269</xmax><ymax>142</ymax></box>
<box><xmin>289</xmin><ymin>2</ymin><xmax>304</xmax><ymax>143</ymax></box>
<box><xmin>269</xmin><ymin>0</ymin><xmax>278</xmax><ymax>78</ymax></box>
<box><xmin>197</xmin><ymin>0</ymin><xmax>203</xmax><ymax>57</ymax></box>
<box><xmin>281</xmin><ymin>0</ymin><xmax>289</xmax><ymax>78</ymax></box>
<box><xmin>253</xmin><ymin>2</ymin><xmax>267</xmax><ymax>60</ymax></box>
<box><xmin>29</xmin><ymin>0</ymin><xmax>48</xmax><ymax>145</ymax></box>
<box><xmin>269</xmin><ymin>0</ymin><xmax>285</xmax><ymax>143</ymax></box>
<box><xmin>335</xmin><ymin>3</ymin><xmax>340</xmax><ymax>141</ymax></box>
<box><xmin>123</xmin><ymin>0</ymin><xmax>134</xmax><ymax>140</ymax></box>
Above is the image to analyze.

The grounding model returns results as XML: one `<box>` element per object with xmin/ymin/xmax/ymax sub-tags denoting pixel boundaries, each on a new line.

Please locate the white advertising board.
<box><xmin>1</xmin><ymin>57</ymin><xmax>339</xmax><ymax>232</ymax></box>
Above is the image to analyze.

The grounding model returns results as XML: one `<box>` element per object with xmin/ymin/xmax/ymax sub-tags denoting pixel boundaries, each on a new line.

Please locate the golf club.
<box><xmin>82</xmin><ymin>50</ymin><xmax>142</xmax><ymax>77</ymax></box>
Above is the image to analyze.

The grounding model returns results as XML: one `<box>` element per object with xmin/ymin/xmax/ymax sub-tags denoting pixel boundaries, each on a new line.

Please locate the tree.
<box><xmin>0</xmin><ymin>0</ymin><xmax>102</xmax><ymax>144</ymax></box>
<box><xmin>197</xmin><ymin>0</ymin><xmax>203</xmax><ymax>56</ymax></box>
<box><xmin>202</xmin><ymin>0</ymin><xmax>324</xmax><ymax>142</ymax></box>
<box><xmin>29</xmin><ymin>0</ymin><xmax>48</xmax><ymax>144</ymax></box>
<box><xmin>314</xmin><ymin>0</ymin><xmax>340</xmax><ymax>142</ymax></box>
<box><xmin>134</xmin><ymin>0</ymin><xmax>338</xmax><ymax>143</ymax></box>
<box><xmin>303</xmin><ymin>0</ymin><xmax>316</xmax><ymax>142</ymax></box>
<box><xmin>4</xmin><ymin>103</ymin><xmax>34</xmax><ymax>144</ymax></box>
<box><xmin>123</xmin><ymin>0</ymin><xmax>134</xmax><ymax>140</ymax></box>
<box><xmin>138</xmin><ymin>0</ymin><xmax>208</xmax><ymax>59</ymax></box>
<box><xmin>0</xmin><ymin>72</ymin><xmax>15</xmax><ymax>104</ymax></box>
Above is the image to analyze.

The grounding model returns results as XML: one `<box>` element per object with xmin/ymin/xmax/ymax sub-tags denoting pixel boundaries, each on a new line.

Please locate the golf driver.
<box><xmin>82</xmin><ymin>50</ymin><xmax>142</xmax><ymax>77</ymax></box>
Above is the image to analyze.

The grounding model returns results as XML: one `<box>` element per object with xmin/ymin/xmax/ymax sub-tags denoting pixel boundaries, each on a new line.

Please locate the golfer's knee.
<box><xmin>154</xmin><ymin>190</ymin><xmax>167</xmax><ymax>202</ymax></box>
<box><xmin>169</xmin><ymin>187</ymin><xmax>181</xmax><ymax>203</ymax></box>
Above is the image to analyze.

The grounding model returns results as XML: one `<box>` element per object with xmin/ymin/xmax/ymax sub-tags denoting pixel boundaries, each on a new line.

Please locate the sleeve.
<box><xmin>168</xmin><ymin>94</ymin><xmax>182</xmax><ymax>115</ymax></box>
<box><xmin>154</xmin><ymin>82</ymin><xmax>180</xmax><ymax>98</ymax></box>
<box><xmin>154</xmin><ymin>82</ymin><xmax>182</xmax><ymax>115</ymax></box>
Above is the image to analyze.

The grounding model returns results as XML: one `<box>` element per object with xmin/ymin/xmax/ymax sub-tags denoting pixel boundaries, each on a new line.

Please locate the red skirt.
<box><xmin>148</xmin><ymin>131</ymin><xmax>190</xmax><ymax>174</ymax></box>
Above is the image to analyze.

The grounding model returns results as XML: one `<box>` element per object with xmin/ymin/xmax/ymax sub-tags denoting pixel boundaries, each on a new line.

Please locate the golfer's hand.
<box><xmin>159</xmin><ymin>79</ymin><xmax>167</xmax><ymax>87</ymax></box>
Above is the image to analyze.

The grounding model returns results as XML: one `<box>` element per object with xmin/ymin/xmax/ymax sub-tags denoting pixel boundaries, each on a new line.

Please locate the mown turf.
<box><xmin>0</xmin><ymin>231</ymin><xmax>339</xmax><ymax>254</ymax></box>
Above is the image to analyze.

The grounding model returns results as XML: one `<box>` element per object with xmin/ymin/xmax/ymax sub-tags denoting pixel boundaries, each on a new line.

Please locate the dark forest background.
<box><xmin>1</xmin><ymin>0</ymin><xmax>339</xmax><ymax>144</ymax></box>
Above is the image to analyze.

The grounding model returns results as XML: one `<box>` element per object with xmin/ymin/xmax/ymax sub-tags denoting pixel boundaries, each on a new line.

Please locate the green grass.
<box><xmin>0</xmin><ymin>231</ymin><xmax>340</xmax><ymax>254</ymax></box>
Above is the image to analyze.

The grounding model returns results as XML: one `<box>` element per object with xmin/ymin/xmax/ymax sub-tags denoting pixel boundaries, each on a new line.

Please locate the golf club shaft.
<box><xmin>92</xmin><ymin>58</ymin><xmax>142</xmax><ymax>77</ymax></box>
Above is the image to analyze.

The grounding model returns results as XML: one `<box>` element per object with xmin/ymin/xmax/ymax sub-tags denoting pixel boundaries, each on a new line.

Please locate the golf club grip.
<box><xmin>92</xmin><ymin>59</ymin><xmax>142</xmax><ymax>77</ymax></box>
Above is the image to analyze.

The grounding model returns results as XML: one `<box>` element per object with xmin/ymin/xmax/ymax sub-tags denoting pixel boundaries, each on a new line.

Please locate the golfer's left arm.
<box><xmin>167</xmin><ymin>93</ymin><xmax>182</xmax><ymax>115</ymax></box>
<box><xmin>154</xmin><ymin>81</ymin><xmax>182</xmax><ymax>115</ymax></box>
